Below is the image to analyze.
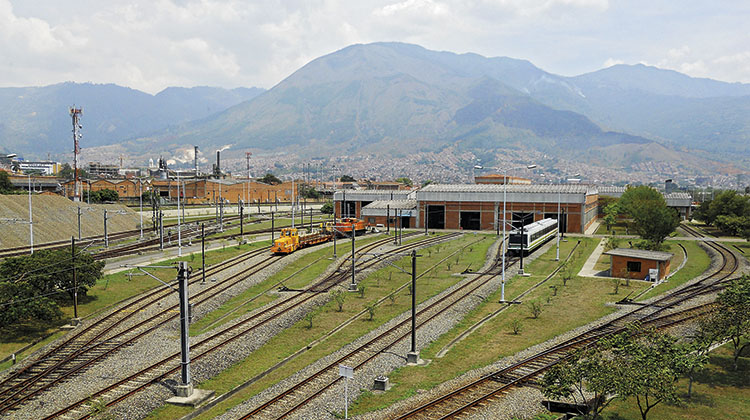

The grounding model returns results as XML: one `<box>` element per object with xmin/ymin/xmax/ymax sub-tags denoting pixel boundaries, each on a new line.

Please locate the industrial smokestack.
<box><xmin>216</xmin><ymin>150</ymin><xmax>221</xmax><ymax>176</ymax></box>
<box><xmin>194</xmin><ymin>146</ymin><xmax>199</xmax><ymax>176</ymax></box>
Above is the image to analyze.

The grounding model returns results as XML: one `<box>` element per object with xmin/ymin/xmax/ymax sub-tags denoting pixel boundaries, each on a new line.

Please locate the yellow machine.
<box><xmin>271</xmin><ymin>227</ymin><xmax>333</xmax><ymax>254</ymax></box>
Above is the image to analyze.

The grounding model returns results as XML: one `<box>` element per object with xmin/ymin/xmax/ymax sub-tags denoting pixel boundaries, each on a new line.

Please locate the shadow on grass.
<box><xmin>695</xmin><ymin>355</ymin><xmax>750</xmax><ymax>389</ymax></box>
<box><xmin>0</xmin><ymin>319</ymin><xmax>66</xmax><ymax>344</ymax></box>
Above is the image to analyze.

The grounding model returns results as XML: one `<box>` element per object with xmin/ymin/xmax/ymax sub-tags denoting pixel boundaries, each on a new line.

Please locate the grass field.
<box><xmin>146</xmin><ymin>233</ymin><xmax>492</xmax><ymax>420</ymax></box>
<box><xmin>600</xmin><ymin>343</ymin><xmax>749</xmax><ymax>420</ymax></box>
<box><xmin>349</xmin><ymin>236</ymin><xmax>712</xmax><ymax>416</ymax></box>
<box><xmin>349</xmin><ymin>238</ymin><xmax>615</xmax><ymax>415</ymax></box>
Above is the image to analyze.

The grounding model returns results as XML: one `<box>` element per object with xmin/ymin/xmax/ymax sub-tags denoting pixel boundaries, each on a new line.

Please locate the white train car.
<box><xmin>507</xmin><ymin>218</ymin><xmax>558</xmax><ymax>253</ymax></box>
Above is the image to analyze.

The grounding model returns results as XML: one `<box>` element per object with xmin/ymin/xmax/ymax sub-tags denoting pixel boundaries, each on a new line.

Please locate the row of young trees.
<box><xmin>543</xmin><ymin>275</ymin><xmax>750</xmax><ymax>420</ymax></box>
<box><xmin>693</xmin><ymin>190</ymin><xmax>750</xmax><ymax>239</ymax></box>
<box><xmin>0</xmin><ymin>248</ymin><xmax>105</xmax><ymax>328</ymax></box>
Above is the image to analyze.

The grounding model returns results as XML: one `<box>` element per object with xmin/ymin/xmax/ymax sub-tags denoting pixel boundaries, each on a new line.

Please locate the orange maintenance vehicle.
<box><xmin>331</xmin><ymin>217</ymin><xmax>367</xmax><ymax>237</ymax></box>
<box><xmin>271</xmin><ymin>227</ymin><xmax>333</xmax><ymax>254</ymax></box>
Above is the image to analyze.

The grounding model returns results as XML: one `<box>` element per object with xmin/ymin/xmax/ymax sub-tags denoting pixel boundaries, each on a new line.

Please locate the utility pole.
<box><xmin>177</xmin><ymin>176</ymin><xmax>182</xmax><ymax>256</ymax></box>
<box><xmin>104</xmin><ymin>209</ymin><xmax>109</xmax><ymax>248</ymax></box>
<box><xmin>139</xmin><ymin>178</ymin><xmax>144</xmax><ymax>239</ymax></box>
<box><xmin>201</xmin><ymin>223</ymin><xmax>206</xmax><ymax>284</ymax></box>
<box><xmin>519</xmin><ymin>217</ymin><xmax>526</xmax><ymax>275</ymax></box>
<box><xmin>407</xmin><ymin>250</ymin><xmax>419</xmax><ymax>364</ymax></box>
<box><xmin>386</xmin><ymin>205</ymin><xmax>390</xmax><ymax>235</ymax></box>
<box><xmin>70</xmin><ymin>107</ymin><xmax>82</xmax><ymax>202</ymax></box>
<box><xmin>176</xmin><ymin>262</ymin><xmax>193</xmax><ymax>397</ymax></box>
<box><xmin>27</xmin><ymin>174</ymin><xmax>33</xmax><ymax>254</ymax></box>
<box><xmin>159</xmin><ymin>210</ymin><xmax>164</xmax><ymax>250</ymax></box>
<box><xmin>71</xmin><ymin>237</ymin><xmax>79</xmax><ymax>322</ymax></box>
<box><xmin>556</xmin><ymin>190</ymin><xmax>560</xmax><ymax>261</ymax></box>
<box><xmin>349</xmin><ymin>222</ymin><xmax>357</xmax><ymax>291</ymax></box>
<box><xmin>77</xmin><ymin>207</ymin><xmax>82</xmax><ymax>240</ymax></box>
<box><xmin>271</xmin><ymin>212</ymin><xmax>275</xmax><ymax>244</ymax></box>
<box><xmin>240</xmin><ymin>202</ymin><xmax>244</xmax><ymax>237</ymax></box>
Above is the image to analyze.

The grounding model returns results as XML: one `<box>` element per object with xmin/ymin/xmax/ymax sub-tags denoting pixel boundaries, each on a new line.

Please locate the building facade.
<box><xmin>334</xmin><ymin>184</ymin><xmax>598</xmax><ymax>233</ymax></box>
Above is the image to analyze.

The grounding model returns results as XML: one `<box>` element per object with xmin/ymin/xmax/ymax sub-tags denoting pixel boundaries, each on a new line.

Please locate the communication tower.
<box><xmin>70</xmin><ymin>107</ymin><xmax>83</xmax><ymax>201</ymax></box>
<box><xmin>246</xmin><ymin>152</ymin><xmax>252</xmax><ymax>179</ymax></box>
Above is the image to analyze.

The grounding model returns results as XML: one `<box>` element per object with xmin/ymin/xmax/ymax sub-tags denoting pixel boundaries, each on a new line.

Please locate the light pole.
<box><xmin>139</xmin><ymin>178</ymin><xmax>144</xmax><ymax>239</ymax></box>
<box><xmin>556</xmin><ymin>189</ymin><xmax>560</xmax><ymax>261</ymax></box>
<box><xmin>177</xmin><ymin>174</ymin><xmax>182</xmax><ymax>256</ymax></box>
<box><xmin>499</xmin><ymin>164</ymin><xmax>536</xmax><ymax>302</ymax></box>
<box><xmin>27</xmin><ymin>174</ymin><xmax>34</xmax><ymax>254</ymax></box>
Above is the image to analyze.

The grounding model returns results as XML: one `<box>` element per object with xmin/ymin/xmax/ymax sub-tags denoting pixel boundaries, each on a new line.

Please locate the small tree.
<box><xmin>542</xmin><ymin>346</ymin><xmax>616</xmax><ymax>419</ymax></box>
<box><xmin>511</xmin><ymin>319</ymin><xmax>523</xmax><ymax>335</ymax></box>
<box><xmin>559</xmin><ymin>262</ymin><xmax>574</xmax><ymax>286</ymax></box>
<box><xmin>395</xmin><ymin>177</ymin><xmax>413</xmax><ymax>187</ymax></box>
<box><xmin>612</xmin><ymin>278</ymin><xmax>621</xmax><ymax>295</ymax></box>
<box><xmin>604</xmin><ymin>327</ymin><xmax>693</xmax><ymax>420</ymax></box>
<box><xmin>304</xmin><ymin>312</ymin><xmax>315</xmax><ymax>329</ymax></box>
<box><xmin>366</xmin><ymin>304</ymin><xmax>376</xmax><ymax>321</ymax></box>
<box><xmin>320</xmin><ymin>200</ymin><xmax>334</xmax><ymax>214</ymax></box>
<box><xmin>713</xmin><ymin>275</ymin><xmax>750</xmax><ymax>371</ymax></box>
<box><xmin>603</xmin><ymin>202</ymin><xmax>620</xmax><ymax>233</ymax></box>
<box><xmin>331</xmin><ymin>290</ymin><xmax>346</xmax><ymax>312</ymax></box>
<box><xmin>358</xmin><ymin>285</ymin><xmax>366</xmax><ymax>298</ymax></box>
<box><xmin>0</xmin><ymin>171</ymin><xmax>13</xmax><ymax>193</ymax></box>
<box><xmin>528</xmin><ymin>300</ymin><xmax>543</xmax><ymax>319</ymax></box>
<box><xmin>340</xmin><ymin>175</ymin><xmax>355</xmax><ymax>182</ymax></box>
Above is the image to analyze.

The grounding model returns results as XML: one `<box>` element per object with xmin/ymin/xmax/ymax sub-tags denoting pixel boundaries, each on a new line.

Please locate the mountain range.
<box><xmin>0</xmin><ymin>83</ymin><xmax>264</xmax><ymax>156</ymax></box>
<box><xmin>3</xmin><ymin>42</ymin><xmax>749</xmax><ymax>178</ymax></box>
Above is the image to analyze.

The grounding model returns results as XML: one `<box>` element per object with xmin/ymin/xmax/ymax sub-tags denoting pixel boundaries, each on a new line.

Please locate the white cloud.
<box><xmin>603</xmin><ymin>58</ymin><xmax>624</xmax><ymax>67</ymax></box>
<box><xmin>0</xmin><ymin>0</ymin><xmax>747</xmax><ymax>93</ymax></box>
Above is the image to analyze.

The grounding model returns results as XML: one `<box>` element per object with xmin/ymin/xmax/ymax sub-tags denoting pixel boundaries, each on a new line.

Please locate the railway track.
<box><xmin>0</xmin><ymin>209</ymin><xmax>322</xmax><ymax>260</ymax></box>
<box><xmin>238</xmin><ymin>236</ymin><xmax>520</xmax><ymax>420</ymax></box>
<box><xmin>35</xmin><ymin>232</ymin><xmax>451</xmax><ymax>419</ymax></box>
<box><xmin>393</xmin><ymin>224</ymin><xmax>741</xmax><ymax>419</ymax></box>
<box><xmin>0</xmin><ymin>244</ymin><xmax>280</xmax><ymax>414</ymax></box>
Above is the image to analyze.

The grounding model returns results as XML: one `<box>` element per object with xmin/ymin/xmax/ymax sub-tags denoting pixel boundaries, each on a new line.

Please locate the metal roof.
<box><xmin>334</xmin><ymin>190</ymin><xmax>414</xmax><ymax>201</ymax></box>
<box><xmin>603</xmin><ymin>248</ymin><xmax>673</xmax><ymax>261</ymax></box>
<box><xmin>419</xmin><ymin>184</ymin><xmax>596</xmax><ymax>194</ymax></box>
<box><xmin>598</xmin><ymin>186</ymin><xmax>626</xmax><ymax>196</ymax></box>
<box><xmin>362</xmin><ymin>200</ymin><xmax>416</xmax><ymax>210</ymax></box>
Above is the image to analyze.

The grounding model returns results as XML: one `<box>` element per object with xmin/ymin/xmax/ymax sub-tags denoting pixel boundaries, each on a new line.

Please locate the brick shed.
<box><xmin>604</xmin><ymin>248</ymin><xmax>673</xmax><ymax>281</ymax></box>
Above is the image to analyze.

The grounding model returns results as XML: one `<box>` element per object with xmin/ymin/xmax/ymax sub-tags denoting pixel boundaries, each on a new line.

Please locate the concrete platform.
<box><xmin>166</xmin><ymin>388</ymin><xmax>214</xmax><ymax>407</ymax></box>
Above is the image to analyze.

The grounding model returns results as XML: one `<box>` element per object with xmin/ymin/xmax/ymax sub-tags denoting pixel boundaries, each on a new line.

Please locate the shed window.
<box><xmin>626</xmin><ymin>261</ymin><xmax>642</xmax><ymax>272</ymax></box>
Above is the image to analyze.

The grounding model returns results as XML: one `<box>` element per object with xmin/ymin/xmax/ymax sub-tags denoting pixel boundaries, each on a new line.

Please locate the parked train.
<box><xmin>507</xmin><ymin>218</ymin><xmax>558</xmax><ymax>254</ymax></box>
<box><xmin>271</xmin><ymin>218</ymin><xmax>370</xmax><ymax>254</ymax></box>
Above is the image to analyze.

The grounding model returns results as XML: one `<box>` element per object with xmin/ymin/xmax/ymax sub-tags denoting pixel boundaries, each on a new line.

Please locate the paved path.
<box><xmin>578</xmin><ymin>237</ymin><xmax>606</xmax><ymax>278</ymax></box>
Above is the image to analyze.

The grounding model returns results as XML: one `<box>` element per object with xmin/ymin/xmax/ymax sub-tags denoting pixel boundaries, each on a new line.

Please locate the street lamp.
<box><xmin>555</xmin><ymin>175</ymin><xmax>581</xmax><ymax>261</ymax></box>
<box><xmin>28</xmin><ymin>174</ymin><xmax>34</xmax><ymax>254</ymax></box>
<box><xmin>498</xmin><ymin>164</ymin><xmax>536</xmax><ymax>302</ymax></box>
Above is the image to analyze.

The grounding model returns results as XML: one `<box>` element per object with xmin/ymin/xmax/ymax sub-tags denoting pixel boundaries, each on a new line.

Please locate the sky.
<box><xmin>2</xmin><ymin>0</ymin><xmax>749</xmax><ymax>94</ymax></box>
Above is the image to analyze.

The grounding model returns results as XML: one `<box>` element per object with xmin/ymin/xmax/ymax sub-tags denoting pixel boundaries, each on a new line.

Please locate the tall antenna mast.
<box><xmin>246</xmin><ymin>152</ymin><xmax>252</xmax><ymax>179</ymax></box>
<box><xmin>70</xmin><ymin>107</ymin><xmax>83</xmax><ymax>202</ymax></box>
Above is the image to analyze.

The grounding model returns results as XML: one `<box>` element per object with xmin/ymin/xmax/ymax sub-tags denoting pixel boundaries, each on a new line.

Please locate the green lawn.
<box><xmin>595</xmin><ymin>221</ymin><xmax>630</xmax><ymax>236</ymax></box>
<box><xmin>146</xmin><ymin>233</ymin><xmax>491</xmax><ymax>420</ymax></box>
<box><xmin>349</xmin><ymin>238</ymin><xmax>619</xmax><ymax>415</ymax></box>
<box><xmin>599</xmin><ymin>343</ymin><xmax>749</xmax><ymax>420</ymax></box>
